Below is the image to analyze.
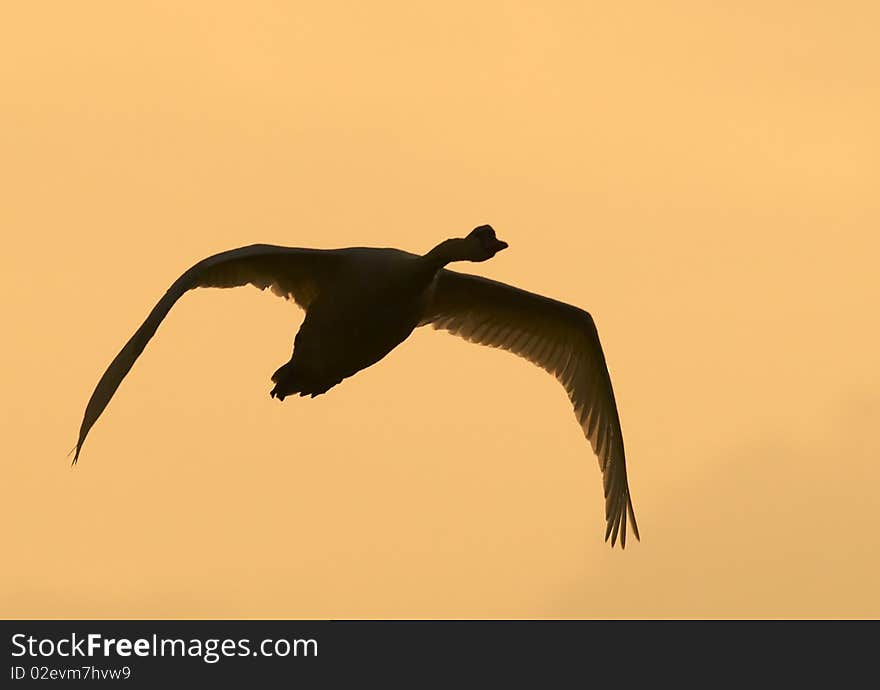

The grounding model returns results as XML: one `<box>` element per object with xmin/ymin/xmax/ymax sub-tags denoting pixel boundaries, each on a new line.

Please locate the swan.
<box><xmin>73</xmin><ymin>225</ymin><xmax>639</xmax><ymax>547</ymax></box>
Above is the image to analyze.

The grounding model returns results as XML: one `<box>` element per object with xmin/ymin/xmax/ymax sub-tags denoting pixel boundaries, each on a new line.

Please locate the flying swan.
<box><xmin>74</xmin><ymin>225</ymin><xmax>639</xmax><ymax>547</ymax></box>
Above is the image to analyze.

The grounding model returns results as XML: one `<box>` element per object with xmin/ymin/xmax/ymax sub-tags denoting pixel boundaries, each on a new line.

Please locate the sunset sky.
<box><xmin>2</xmin><ymin>2</ymin><xmax>878</xmax><ymax>618</ymax></box>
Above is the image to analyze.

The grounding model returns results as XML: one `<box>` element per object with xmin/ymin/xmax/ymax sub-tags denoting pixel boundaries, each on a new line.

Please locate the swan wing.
<box><xmin>422</xmin><ymin>269</ymin><xmax>639</xmax><ymax>548</ymax></box>
<box><xmin>73</xmin><ymin>244</ymin><xmax>341</xmax><ymax>462</ymax></box>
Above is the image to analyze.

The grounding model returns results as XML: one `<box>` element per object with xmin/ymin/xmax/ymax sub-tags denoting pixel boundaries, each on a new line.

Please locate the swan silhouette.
<box><xmin>74</xmin><ymin>225</ymin><xmax>639</xmax><ymax>547</ymax></box>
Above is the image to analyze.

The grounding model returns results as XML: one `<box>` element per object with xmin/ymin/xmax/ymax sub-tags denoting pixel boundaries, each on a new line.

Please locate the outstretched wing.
<box><xmin>73</xmin><ymin>244</ymin><xmax>341</xmax><ymax>463</ymax></box>
<box><xmin>422</xmin><ymin>269</ymin><xmax>639</xmax><ymax>548</ymax></box>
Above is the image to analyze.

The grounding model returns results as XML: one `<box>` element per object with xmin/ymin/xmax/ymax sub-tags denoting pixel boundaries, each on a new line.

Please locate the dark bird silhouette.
<box><xmin>74</xmin><ymin>225</ymin><xmax>639</xmax><ymax>547</ymax></box>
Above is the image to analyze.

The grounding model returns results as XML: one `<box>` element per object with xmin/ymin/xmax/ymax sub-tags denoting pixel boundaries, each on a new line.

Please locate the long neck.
<box><xmin>421</xmin><ymin>238</ymin><xmax>468</xmax><ymax>272</ymax></box>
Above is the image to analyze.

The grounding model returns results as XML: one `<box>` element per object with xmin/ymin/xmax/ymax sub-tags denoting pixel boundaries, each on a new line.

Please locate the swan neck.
<box><xmin>422</xmin><ymin>238</ymin><xmax>467</xmax><ymax>271</ymax></box>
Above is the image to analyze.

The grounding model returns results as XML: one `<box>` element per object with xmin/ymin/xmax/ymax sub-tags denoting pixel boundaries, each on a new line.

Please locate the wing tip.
<box><xmin>604</xmin><ymin>491</ymin><xmax>640</xmax><ymax>549</ymax></box>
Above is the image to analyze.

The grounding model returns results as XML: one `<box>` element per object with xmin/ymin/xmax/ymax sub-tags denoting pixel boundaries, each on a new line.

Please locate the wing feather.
<box><xmin>421</xmin><ymin>269</ymin><xmax>639</xmax><ymax>548</ymax></box>
<box><xmin>73</xmin><ymin>244</ymin><xmax>340</xmax><ymax>462</ymax></box>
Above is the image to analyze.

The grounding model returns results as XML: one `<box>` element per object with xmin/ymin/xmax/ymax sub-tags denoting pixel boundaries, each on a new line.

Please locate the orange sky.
<box><xmin>1</xmin><ymin>2</ymin><xmax>878</xmax><ymax>618</ymax></box>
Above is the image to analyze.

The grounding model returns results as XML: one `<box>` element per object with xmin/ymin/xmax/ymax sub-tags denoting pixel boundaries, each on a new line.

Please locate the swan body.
<box><xmin>74</xmin><ymin>225</ymin><xmax>640</xmax><ymax>547</ymax></box>
<box><xmin>270</xmin><ymin>248</ymin><xmax>436</xmax><ymax>399</ymax></box>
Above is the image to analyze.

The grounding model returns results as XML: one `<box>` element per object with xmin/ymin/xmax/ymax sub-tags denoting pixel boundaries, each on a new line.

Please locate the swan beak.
<box><xmin>491</xmin><ymin>238</ymin><xmax>509</xmax><ymax>253</ymax></box>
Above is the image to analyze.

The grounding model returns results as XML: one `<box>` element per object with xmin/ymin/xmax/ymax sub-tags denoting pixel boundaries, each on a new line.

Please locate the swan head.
<box><xmin>465</xmin><ymin>225</ymin><xmax>508</xmax><ymax>262</ymax></box>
